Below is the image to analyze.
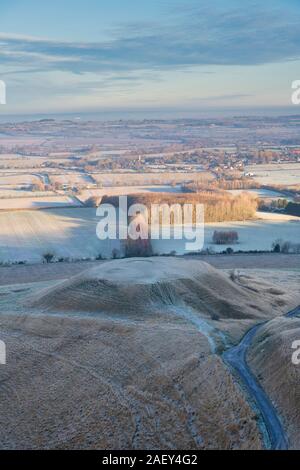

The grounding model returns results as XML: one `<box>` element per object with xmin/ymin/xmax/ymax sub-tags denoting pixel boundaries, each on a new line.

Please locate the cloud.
<box><xmin>190</xmin><ymin>94</ymin><xmax>254</xmax><ymax>102</ymax></box>
<box><xmin>0</xmin><ymin>2</ymin><xmax>300</xmax><ymax>78</ymax></box>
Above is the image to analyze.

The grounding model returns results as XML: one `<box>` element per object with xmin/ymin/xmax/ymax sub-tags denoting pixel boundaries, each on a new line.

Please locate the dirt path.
<box><xmin>223</xmin><ymin>305</ymin><xmax>300</xmax><ymax>450</ymax></box>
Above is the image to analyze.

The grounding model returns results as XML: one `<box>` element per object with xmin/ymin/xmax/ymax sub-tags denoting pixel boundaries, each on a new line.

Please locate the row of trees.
<box><xmin>182</xmin><ymin>177</ymin><xmax>260</xmax><ymax>193</ymax></box>
<box><xmin>212</xmin><ymin>231</ymin><xmax>239</xmax><ymax>245</ymax></box>
<box><xmin>272</xmin><ymin>239</ymin><xmax>300</xmax><ymax>254</ymax></box>
<box><xmin>258</xmin><ymin>198</ymin><xmax>289</xmax><ymax>211</ymax></box>
<box><xmin>102</xmin><ymin>192</ymin><xmax>258</xmax><ymax>224</ymax></box>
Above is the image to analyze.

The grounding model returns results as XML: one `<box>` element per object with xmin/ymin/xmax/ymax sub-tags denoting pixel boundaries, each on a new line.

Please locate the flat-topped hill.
<box><xmin>28</xmin><ymin>257</ymin><xmax>273</xmax><ymax>321</ymax></box>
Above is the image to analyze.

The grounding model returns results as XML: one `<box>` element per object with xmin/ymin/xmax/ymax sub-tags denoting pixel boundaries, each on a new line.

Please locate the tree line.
<box><xmin>102</xmin><ymin>192</ymin><xmax>258</xmax><ymax>223</ymax></box>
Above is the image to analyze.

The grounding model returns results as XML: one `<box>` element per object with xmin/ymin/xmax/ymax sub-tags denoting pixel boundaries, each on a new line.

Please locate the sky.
<box><xmin>0</xmin><ymin>0</ymin><xmax>300</xmax><ymax>117</ymax></box>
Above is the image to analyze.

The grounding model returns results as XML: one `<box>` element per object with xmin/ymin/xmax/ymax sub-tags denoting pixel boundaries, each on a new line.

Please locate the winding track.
<box><xmin>223</xmin><ymin>306</ymin><xmax>300</xmax><ymax>450</ymax></box>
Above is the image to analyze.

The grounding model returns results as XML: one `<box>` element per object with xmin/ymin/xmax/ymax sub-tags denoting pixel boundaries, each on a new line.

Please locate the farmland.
<box><xmin>0</xmin><ymin>208</ymin><xmax>103</xmax><ymax>263</ymax></box>
<box><xmin>49</xmin><ymin>172</ymin><xmax>94</xmax><ymax>186</ymax></box>
<box><xmin>0</xmin><ymin>117</ymin><xmax>299</xmax><ymax>452</ymax></box>
<box><xmin>0</xmin><ymin>207</ymin><xmax>298</xmax><ymax>264</ymax></box>
<box><xmin>77</xmin><ymin>185</ymin><xmax>182</xmax><ymax>203</ymax></box>
<box><xmin>0</xmin><ymin>173</ymin><xmax>42</xmax><ymax>189</ymax></box>
<box><xmin>246</xmin><ymin>163</ymin><xmax>300</xmax><ymax>186</ymax></box>
<box><xmin>0</xmin><ymin>195</ymin><xmax>82</xmax><ymax>211</ymax></box>
<box><xmin>91</xmin><ymin>171</ymin><xmax>214</xmax><ymax>187</ymax></box>
<box><xmin>154</xmin><ymin>212</ymin><xmax>300</xmax><ymax>255</ymax></box>
<box><xmin>228</xmin><ymin>188</ymin><xmax>293</xmax><ymax>200</ymax></box>
<box><xmin>0</xmin><ymin>117</ymin><xmax>299</xmax><ymax>265</ymax></box>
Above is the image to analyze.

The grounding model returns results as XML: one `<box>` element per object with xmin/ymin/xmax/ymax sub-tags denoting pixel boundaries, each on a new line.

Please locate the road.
<box><xmin>223</xmin><ymin>306</ymin><xmax>300</xmax><ymax>450</ymax></box>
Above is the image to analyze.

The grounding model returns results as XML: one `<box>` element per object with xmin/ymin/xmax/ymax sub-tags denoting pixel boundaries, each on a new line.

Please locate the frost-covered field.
<box><xmin>49</xmin><ymin>173</ymin><xmax>94</xmax><ymax>185</ymax></box>
<box><xmin>203</xmin><ymin>218</ymin><xmax>300</xmax><ymax>253</ymax></box>
<box><xmin>91</xmin><ymin>171</ymin><xmax>213</xmax><ymax>186</ymax></box>
<box><xmin>0</xmin><ymin>173</ymin><xmax>41</xmax><ymax>188</ymax></box>
<box><xmin>0</xmin><ymin>196</ymin><xmax>82</xmax><ymax>210</ymax></box>
<box><xmin>77</xmin><ymin>185</ymin><xmax>182</xmax><ymax>202</ymax></box>
<box><xmin>228</xmin><ymin>188</ymin><xmax>291</xmax><ymax>199</ymax></box>
<box><xmin>153</xmin><ymin>219</ymin><xmax>300</xmax><ymax>255</ymax></box>
<box><xmin>0</xmin><ymin>207</ymin><xmax>299</xmax><ymax>263</ymax></box>
<box><xmin>0</xmin><ymin>154</ymin><xmax>47</xmax><ymax>168</ymax></box>
<box><xmin>0</xmin><ymin>208</ymin><xmax>104</xmax><ymax>263</ymax></box>
<box><xmin>0</xmin><ymin>190</ymin><xmax>56</xmax><ymax>198</ymax></box>
<box><xmin>245</xmin><ymin>163</ymin><xmax>300</xmax><ymax>186</ymax></box>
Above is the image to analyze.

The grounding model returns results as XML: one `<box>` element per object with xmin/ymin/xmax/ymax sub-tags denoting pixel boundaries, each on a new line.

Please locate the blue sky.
<box><xmin>1</xmin><ymin>0</ymin><xmax>300</xmax><ymax>116</ymax></box>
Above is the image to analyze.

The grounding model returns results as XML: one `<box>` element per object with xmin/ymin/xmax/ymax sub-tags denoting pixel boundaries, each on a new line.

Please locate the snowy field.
<box><xmin>245</xmin><ymin>163</ymin><xmax>300</xmax><ymax>186</ymax></box>
<box><xmin>228</xmin><ymin>188</ymin><xmax>292</xmax><ymax>200</ymax></box>
<box><xmin>77</xmin><ymin>185</ymin><xmax>182</xmax><ymax>202</ymax></box>
<box><xmin>0</xmin><ymin>190</ymin><xmax>57</xmax><ymax>198</ymax></box>
<box><xmin>0</xmin><ymin>173</ymin><xmax>41</xmax><ymax>188</ymax></box>
<box><xmin>0</xmin><ymin>207</ymin><xmax>298</xmax><ymax>264</ymax></box>
<box><xmin>0</xmin><ymin>196</ymin><xmax>82</xmax><ymax>210</ymax></box>
<box><xmin>91</xmin><ymin>171</ymin><xmax>213</xmax><ymax>186</ymax></box>
<box><xmin>153</xmin><ymin>216</ymin><xmax>300</xmax><ymax>255</ymax></box>
<box><xmin>49</xmin><ymin>173</ymin><xmax>94</xmax><ymax>185</ymax></box>
<box><xmin>0</xmin><ymin>208</ymin><xmax>110</xmax><ymax>263</ymax></box>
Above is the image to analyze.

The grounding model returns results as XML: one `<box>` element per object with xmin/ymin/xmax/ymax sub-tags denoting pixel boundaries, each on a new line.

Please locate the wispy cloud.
<box><xmin>190</xmin><ymin>94</ymin><xmax>254</xmax><ymax>102</ymax></box>
<box><xmin>0</xmin><ymin>3</ymin><xmax>299</xmax><ymax>77</ymax></box>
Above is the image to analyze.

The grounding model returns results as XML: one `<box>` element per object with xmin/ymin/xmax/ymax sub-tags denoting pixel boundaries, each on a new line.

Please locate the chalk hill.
<box><xmin>28</xmin><ymin>257</ymin><xmax>271</xmax><ymax>321</ymax></box>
